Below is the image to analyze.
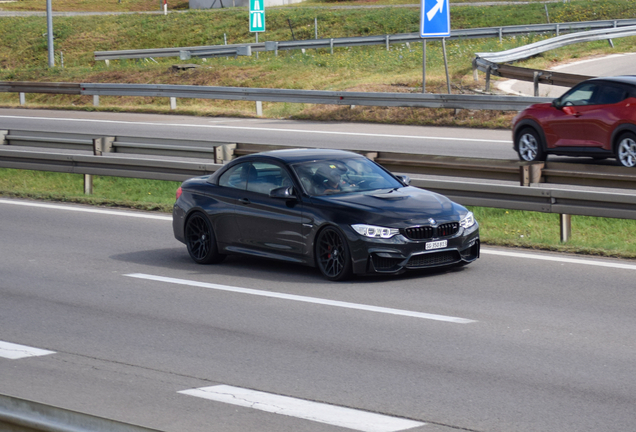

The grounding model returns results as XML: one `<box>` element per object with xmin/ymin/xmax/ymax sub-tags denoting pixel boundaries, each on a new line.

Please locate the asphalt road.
<box><xmin>1</xmin><ymin>198</ymin><xmax>636</xmax><ymax>432</ymax></box>
<box><xmin>0</xmin><ymin>108</ymin><xmax>514</xmax><ymax>159</ymax></box>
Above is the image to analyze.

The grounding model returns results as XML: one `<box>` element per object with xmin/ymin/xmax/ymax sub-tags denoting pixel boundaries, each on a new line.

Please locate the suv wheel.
<box><xmin>516</xmin><ymin>128</ymin><xmax>546</xmax><ymax>162</ymax></box>
<box><xmin>617</xmin><ymin>132</ymin><xmax>636</xmax><ymax>168</ymax></box>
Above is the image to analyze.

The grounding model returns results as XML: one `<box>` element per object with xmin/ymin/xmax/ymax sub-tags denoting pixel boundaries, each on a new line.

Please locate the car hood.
<box><xmin>315</xmin><ymin>187</ymin><xmax>461</xmax><ymax>225</ymax></box>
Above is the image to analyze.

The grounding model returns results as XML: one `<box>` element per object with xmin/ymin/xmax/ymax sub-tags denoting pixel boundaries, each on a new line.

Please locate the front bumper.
<box><xmin>348</xmin><ymin>224</ymin><xmax>480</xmax><ymax>275</ymax></box>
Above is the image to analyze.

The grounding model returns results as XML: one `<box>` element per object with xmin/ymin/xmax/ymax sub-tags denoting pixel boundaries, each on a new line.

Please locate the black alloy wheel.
<box><xmin>316</xmin><ymin>226</ymin><xmax>352</xmax><ymax>281</ymax></box>
<box><xmin>185</xmin><ymin>212</ymin><xmax>225</xmax><ymax>264</ymax></box>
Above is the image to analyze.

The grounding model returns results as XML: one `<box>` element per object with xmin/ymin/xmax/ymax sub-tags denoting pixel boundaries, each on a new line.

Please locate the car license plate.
<box><xmin>425</xmin><ymin>240</ymin><xmax>447</xmax><ymax>250</ymax></box>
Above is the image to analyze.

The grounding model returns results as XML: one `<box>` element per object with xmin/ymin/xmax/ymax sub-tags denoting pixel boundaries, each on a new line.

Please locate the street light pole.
<box><xmin>46</xmin><ymin>0</ymin><xmax>54</xmax><ymax>67</ymax></box>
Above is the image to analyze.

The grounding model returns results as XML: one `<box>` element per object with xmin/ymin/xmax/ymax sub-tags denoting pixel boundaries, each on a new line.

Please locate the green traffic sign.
<box><xmin>249</xmin><ymin>0</ymin><xmax>265</xmax><ymax>32</ymax></box>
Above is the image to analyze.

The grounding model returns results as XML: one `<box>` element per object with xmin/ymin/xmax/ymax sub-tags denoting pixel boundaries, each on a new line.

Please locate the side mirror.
<box><xmin>270</xmin><ymin>186</ymin><xmax>296</xmax><ymax>199</ymax></box>
<box><xmin>395</xmin><ymin>174</ymin><xmax>411</xmax><ymax>186</ymax></box>
<box><xmin>551</xmin><ymin>99</ymin><xmax>562</xmax><ymax>109</ymax></box>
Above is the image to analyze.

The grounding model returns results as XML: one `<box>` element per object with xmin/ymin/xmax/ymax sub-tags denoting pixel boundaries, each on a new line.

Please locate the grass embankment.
<box><xmin>1</xmin><ymin>0</ymin><xmax>636</xmax><ymax>258</ymax></box>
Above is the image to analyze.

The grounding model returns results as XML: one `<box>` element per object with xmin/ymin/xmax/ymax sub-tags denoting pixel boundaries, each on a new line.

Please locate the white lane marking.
<box><xmin>0</xmin><ymin>341</ymin><xmax>55</xmax><ymax>359</ymax></box>
<box><xmin>179</xmin><ymin>385</ymin><xmax>425</xmax><ymax>432</ymax></box>
<box><xmin>0</xmin><ymin>199</ymin><xmax>172</xmax><ymax>220</ymax></box>
<box><xmin>0</xmin><ymin>115</ymin><xmax>510</xmax><ymax>143</ymax></box>
<box><xmin>125</xmin><ymin>273</ymin><xmax>476</xmax><ymax>324</ymax></box>
<box><xmin>481</xmin><ymin>248</ymin><xmax>636</xmax><ymax>271</ymax></box>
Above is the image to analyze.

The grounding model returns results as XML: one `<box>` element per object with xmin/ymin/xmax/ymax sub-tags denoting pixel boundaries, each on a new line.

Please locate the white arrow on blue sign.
<box><xmin>420</xmin><ymin>0</ymin><xmax>450</xmax><ymax>38</ymax></box>
<box><xmin>250</xmin><ymin>0</ymin><xmax>265</xmax><ymax>33</ymax></box>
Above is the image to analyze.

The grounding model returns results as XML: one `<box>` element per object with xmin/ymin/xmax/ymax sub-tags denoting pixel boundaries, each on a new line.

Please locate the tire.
<box><xmin>516</xmin><ymin>127</ymin><xmax>546</xmax><ymax>162</ymax></box>
<box><xmin>616</xmin><ymin>132</ymin><xmax>636</xmax><ymax>168</ymax></box>
<box><xmin>315</xmin><ymin>226</ymin><xmax>353</xmax><ymax>281</ymax></box>
<box><xmin>184</xmin><ymin>212</ymin><xmax>225</xmax><ymax>264</ymax></box>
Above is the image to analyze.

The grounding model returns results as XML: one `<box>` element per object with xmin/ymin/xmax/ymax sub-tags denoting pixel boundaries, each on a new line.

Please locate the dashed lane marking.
<box><xmin>179</xmin><ymin>385</ymin><xmax>425</xmax><ymax>432</ymax></box>
<box><xmin>0</xmin><ymin>341</ymin><xmax>56</xmax><ymax>360</ymax></box>
<box><xmin>126</xmin><ymin>273</ymin><xmax>477</xmax><ymax>324</ymax></box>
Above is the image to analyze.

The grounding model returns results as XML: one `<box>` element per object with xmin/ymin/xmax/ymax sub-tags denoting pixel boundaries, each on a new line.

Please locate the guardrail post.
<box><xmin>0</xmin><ymin>130</ymin><xmax>7</xmax><ymax>145</ymax></box>
<box><xmin>93</xmin><ymin>95</ymin><xmax>99</xmax><ymax>107</ymax></box>
<box><xmin>255</xmin><ymin>101</ymin><xmax>263</xmax><ymax>116</ymax></box>
<box><xmin>472</xmin><ymin>58</ymin><xmax>478</xmax><ymax>81</ymax></box>
<box><xmin>330</xmin><ymin>38</ymin><xmax>334</xmax><ymax>55</ymax></box>
<box><xmin>237</xmin><ymin>46</ymin><xmax>252</xmax><ymax>56</ymax></box>
<box><xmin>485</xmin><ymin>66</ymin><xmax>491</xmax><ymax>92</ymax></box>
<box><xmin>520</xmin><ymin>162</ymin><xmax>544</xmax><ymax>186</ymax></box>
<box><xmin>364</xmin><ymin>152</ymin><xmax>378</xmax><ymax>161</ymax></box>
<box><xmin>19</xmin><ymin>92</ymin><xmax>25</xmax><ymax>106</ymax></box>
<box><xmin>84</xmin><ymin>137</ymin><xmax>105</xmax><ymax>194</ymax></box>
<box><xmin>533</xmin><ymin>71</ymin><xmax>542</xmax><ymax>97</ymax></box>
<box><xmin>499</xmin><ymin>28</ymin><xmax>502</xmax><ymax>43</ymax></box>
<box><xmin>386</xmin><ymin>35</ymin><xmax>390</xmax><ymax>51</ymax></box>
<box><xmin>215</xmin><ymin>143</ymin><xmax>236</xmax><ymax>164</ymax></box>
<box><xmin>560</xmin><ymin>214</ymin><xmax>571</xmax><ymax>242</ymax></box>
<box><xmin>170</xmin><ymin>97</ymin><xmax>177</xmax><ymax>110</ymax></box>
<box><xmin>84</xmin><ymin>174</ymin><xmax>93</xmax><ymax>194</ymax></box>
<box><xmin>264</xmin><ymin>41</ymin><xmax>278</xmax><ymax>56</ymax></box>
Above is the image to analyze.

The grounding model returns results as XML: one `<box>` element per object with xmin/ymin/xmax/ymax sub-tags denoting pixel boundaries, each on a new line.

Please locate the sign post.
<box><xmin>420</xmin><ymin>0</ymin><xmax>450</xmax><ymax>93</ymax></box>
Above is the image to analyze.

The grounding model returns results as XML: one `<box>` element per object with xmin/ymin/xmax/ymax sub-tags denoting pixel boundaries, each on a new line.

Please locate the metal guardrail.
<box><xmin>93</xmin><ymin>18</ymin><xmax>636</xmax><ymax>61</ymax></box>
<box><xmin>0</xmin><ymin>81</ymin><xmax>551</xmax><ymax>111</ymax></box>
<box><xmin>4</xmin><ymin>130</ymin><xmax>636</xmax><ymax>189</ymax></box>
<box><xmin>471</xmin><ymin>24</ymin><xmax>636</xmax><ymax>93</ymax></box>
<box><xmin>472</xmin><ymin>59</ymin><xmax>593</xmax><ymax>90</ymax></box>
<box><xmin>2</xmin><ymin>147</ymin><xmax>636</xmax><ymax>221</ymax></box>
<box><xmin>412</xmin><ymin>177</ymin><xmax>636</xmax><ymax>221</ymax></box>
<box><xmin>0</xmin><ymin>81</ymin><xmax>81</xmax><ymax>95</ymax></box>
<box><xmin>475</xmin><ymin>25</ymin><xmax>636</xmax><ymax>64</ymax></box>
<box><xmin>0</xmin><ymin>393</ymin><xmax>162</xmax><ymax>432</ymax></box>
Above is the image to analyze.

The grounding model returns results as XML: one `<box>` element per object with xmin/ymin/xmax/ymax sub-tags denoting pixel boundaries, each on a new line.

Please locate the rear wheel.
<box><xmin>315</xmin><ymin>226</ymin><xmax>353</xmax><ymax>281</ymax></box>
<box><xmin>516</xmin><ymin>128</ymin><xmax>546</xmax><ymax>162</ymax></box>
<box><xmin>616</xmin><ymin>132</ymin><xmax>636</xmax><ymax>167</ymax></box>
<box><xmin>185</xmin><ymin>212</ymin><xmax>225</xmax><ymax>264</ymax></box>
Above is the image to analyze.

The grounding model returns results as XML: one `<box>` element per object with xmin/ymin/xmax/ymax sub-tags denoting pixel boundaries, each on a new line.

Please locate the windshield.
<box><xmin>291</xmin><ymin>157</ymin><xmax>404</xmax><ymax>196</ymax></box>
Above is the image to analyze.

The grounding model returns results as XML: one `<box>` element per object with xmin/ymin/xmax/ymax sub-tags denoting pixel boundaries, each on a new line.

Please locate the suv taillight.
<box><xmin>176</xmin><ymin>187</ymin><xmax>182</xmax><ymax>200</ymax></box>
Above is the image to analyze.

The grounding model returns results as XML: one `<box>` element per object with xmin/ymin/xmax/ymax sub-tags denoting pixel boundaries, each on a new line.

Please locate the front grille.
<box><xmin>404</xmin><ymin>226</ymin><xmax>434</xmax><ymax>240</ymax></box>
<box><xmin>406</xmin><ymin>251</ymin><xmax>459</xmax><ymax>268</ymax></box>
<box><xmin>438</xmin><ymin>222</ymin><xmax>460</xmax><ymax>237</ymax></box>
<box><xmin>402</xmin><ymin>222</ymin><xmax>460</xmax><ymax>241</ymax></box>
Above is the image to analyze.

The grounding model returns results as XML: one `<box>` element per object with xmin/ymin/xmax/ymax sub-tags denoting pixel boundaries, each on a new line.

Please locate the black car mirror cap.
<box><xmin>395</xmin><ymin>174</ymin><xmax>411</xmax><ymax>186</ymax></box>
<box><xmin>270</xmin><ymin>186</ymin><xmax>297</xmax><ymax>199</ymax></box>
<box><xmin>552</xmin><ymin>98</ymin><xmax>563</xmax><ymax>109</ymax></box>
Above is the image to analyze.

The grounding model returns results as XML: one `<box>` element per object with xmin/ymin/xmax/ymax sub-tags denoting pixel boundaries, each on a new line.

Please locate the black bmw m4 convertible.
<box><xmin>173</xmin><ymin>148</ymin><xmax>479</xmax><ymax>281</ymax></box>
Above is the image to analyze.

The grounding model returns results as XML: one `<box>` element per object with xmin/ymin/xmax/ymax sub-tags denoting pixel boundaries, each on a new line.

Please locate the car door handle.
<box><xmin>238</xmin><ymin>198</ymin><xmax>250</xmax><ymax>205</ymax></box>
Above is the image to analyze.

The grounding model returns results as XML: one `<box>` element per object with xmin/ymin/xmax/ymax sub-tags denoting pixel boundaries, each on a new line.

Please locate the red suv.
<box><xmin>513</xmin><ymin>76</ymin><xmax>636</xmax><ymax>167</ymax></box>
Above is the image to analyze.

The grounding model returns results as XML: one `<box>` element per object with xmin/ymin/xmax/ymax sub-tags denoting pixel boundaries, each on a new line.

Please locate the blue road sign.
<box><xmin>420</xmin><ymin>0</ymin><xmax>450</xmax><ymax>38</ymax></box>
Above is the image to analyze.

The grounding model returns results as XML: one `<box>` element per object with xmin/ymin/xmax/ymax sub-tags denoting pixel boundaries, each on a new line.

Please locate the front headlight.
<box><xmin>352</xmin><ymin>224</ymin><xmax>399</xmax><ymax>239</ymax></box>
<box><xmin>460</xmin><ymin>211</ymin><xmax>476</xmax><ymax>229</ymax></box>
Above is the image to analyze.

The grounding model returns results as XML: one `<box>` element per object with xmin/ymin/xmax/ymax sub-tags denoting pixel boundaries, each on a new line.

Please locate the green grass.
<box><xmin>2</xmin><ymin>168</ymin><xmax>636</xmax><ymax>259</ymax></box>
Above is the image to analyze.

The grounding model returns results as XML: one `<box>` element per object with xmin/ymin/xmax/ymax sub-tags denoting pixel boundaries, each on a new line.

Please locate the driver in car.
<box><xmin>313</xmin><ymin>164</ymin><xmax>349</xmax><ymax>194</ymax></box>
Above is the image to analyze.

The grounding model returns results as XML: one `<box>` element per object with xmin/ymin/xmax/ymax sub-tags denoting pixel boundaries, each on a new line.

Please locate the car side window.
<box><xmin>593</xmin><ymin>84</ymin><xmax>628</xmax><ymax>105</ymax></box>
<box><xmin>560</xmin><ymin>83</ymin><xmax>597</xmax><ymax>106</ymax></box>
<box><xmin>246</xmin><ymin>162</ymin><xmax>293</xmax><ymax>195</ymax></box>
<box><xmin>218</xmin><ymin>162</ymin><xmax>250</xmax><ymax>190</ymax></box>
